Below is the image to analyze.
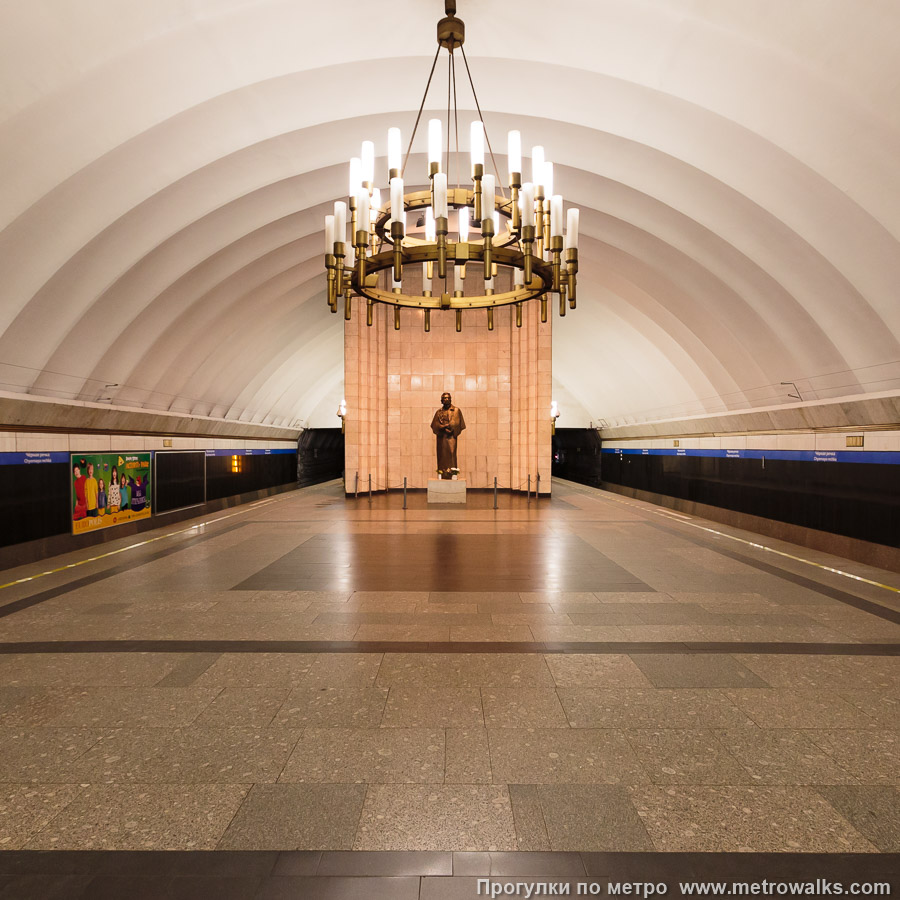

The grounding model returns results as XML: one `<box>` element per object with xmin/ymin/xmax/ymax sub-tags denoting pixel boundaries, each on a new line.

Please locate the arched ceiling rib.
<box><xmin>0</xmin><ymin>0</ymin><xmax>898</xmax><ymax>428</ymax></box>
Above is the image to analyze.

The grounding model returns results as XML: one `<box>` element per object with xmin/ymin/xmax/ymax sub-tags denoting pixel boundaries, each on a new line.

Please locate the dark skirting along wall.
<box><xmin>599</xmin><ymin>451</ymin><xmax>899</xmax><ymax>548</ymax></box>
<box><xmin>551</xmin><ymin>429</ymin><xmax>603</xmax><ymax>488</ymax></box>
<box><xmin>297</xmin><ymin>428</ymin><xmax>344</xmax><ymax>488</ymax></box>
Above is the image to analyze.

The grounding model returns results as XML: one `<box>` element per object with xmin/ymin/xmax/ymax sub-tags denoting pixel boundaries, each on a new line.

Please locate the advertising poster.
<box><xmin>71</xmin><ymin>452</ymin><xmax>152</xmax><ymax>534</ymax></box>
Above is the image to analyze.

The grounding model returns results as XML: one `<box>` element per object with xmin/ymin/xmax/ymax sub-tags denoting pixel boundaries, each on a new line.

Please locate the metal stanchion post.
<box><xmin>403</xmin><ymin>476</ymin><xmax>407</xmax><ymax>510</ymax></box>
<box><xmin>493</xmin><ymin>476</ymin><xmax>498</xmax><ymax>509</ymax></box>
<box><xmin>527</xmin><ymin>474</ymin><xmax>531</xmax><ymax>499</ymax></box>
<box><xmin>368</xmin><ymin>473</ymin><xmax>372</xmax><ymax>502</ymax></box>
<box><xmin>355</xmin><ymin>471</ymin><xmax>359</xmax><ymax>499</ymax></box>
<box><xmin>536</xmin><ymin>472</ymin><xmax>541</xmax><ymax>497</ymax></box>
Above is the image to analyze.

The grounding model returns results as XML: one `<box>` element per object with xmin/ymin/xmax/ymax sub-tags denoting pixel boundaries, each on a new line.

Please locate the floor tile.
<box><xmin>507</xmin><ymin>784</ymin><xmax>550</xmax><ymax>850</ymax></box>
<box><xmin>449</xmin><ymin>625</ymin><xmax>534</xmax><ymax>642</ymax></box>
<box><xmin>544</xmin><ymin>655</ymin><xmax>652</xmax><ymax>688</ymax></box>
<box><xmin>445</xmin><ymin>728</ymin><xmax>492</xmax><ymax>783</ymax></box>
<box><xmin>41</xmin><ymin>687</ymin><xmax>222</xmax><ymax>729</ymax></box>
<box><xmin>25</xmin><ymin>784</ymin><xmax>249</xmax><ymax>850</ymax></box>
<box><xmin>376</xmin><ymin>654</ymin><xmax>554</xmax><ymax>687</ymax></box>
<box><xmin>536</xmin><ymin>784</ymin><xmax>654</xmax><ymax>851</ymax></box>
<box><xmin>274</xmin><ymin>687</ymin><xmax>387</xmax><ymax>727</ymax></box>
<box><xmin>803</xmin><ymin>729</ymin><xmax>900</xmax><ymax>784</ymax></box>
<box><xmin>194</xmin><ymin>688</ymin><xmax>291</xmax><ymax>728</ymax></box>
<box><xmin>0</xmin><ymin>654</ymin><xmax>188</xmax><ymax>688</ymax></box>
<box><xmin>0</xmin><ymin>784</ymin><xmax>83</xmax><ymax>849</ymax></box>
<box><xmin>217</xmin><ymin>784</ymin><xmax>367</xmax><ymax>850</ymax></box>
<box><xmin>558</xmin><ymin>688</ymin><xmax>754</xmax><ymax>729</ymax></box>
<box><xmin>625</xmin><ymin>729</ymin><xmax>751</xmax><ymax>784</ymax></box>
<box><xmin>0</xmin><ymin>728</ymin><xmax>104</xmax><ymax>782</ymax></box>
<box><xmin>816</xmin><ymin>785</ymin><xmax>900</xmax><ymax>851</ymax></box>
<box><xmin>316</xmin><ymin>850</ymin><xmax>451</xmax><ymax>875</ymax></box>
<box><xmin>488</xmin><ymin>728</ymin><xmax>649</xmax><ymax>785</ymax></box>
<box><xmin>738</xmin><ymin>655</ymin><xmax>900</xmax><ymax>691</ymax></box>
<box><xmin>713</xmin><ymin>728</ymin><xmax>862</xmax><ymax>784</ymax></box>
<box><xmin>279</xmin><ymin>728</ymin><xmax>445</xmax><ymax>783</ymax></box>
<box><xmin>69</xmin><ymin>726</ymin><xmax>300</xmax><ymax>783</ymax></box>
<box><xmin>304</xmin><ymin>654</ymin><xmax>384</xmax><ymax>687</ymax></box>
<box><xmin>382</xmin><ymin>687</ymin><xmax>482</xmax><ymax>728</ymax></box>
<box><xmin>194</xmin><ymin>654</ymin><xmax>315</xmax><ymax>687</ymax></box>
<box><xmin>632</xmin><ymin>784</ymin><xmax>877</xmax><ymax>852</ymax></box>
<box><xmin>722</xmin><ymin>689</ymin><xmax>879</xmax><ymax>729</ymax></box>
<box><xmin>630</xmin><ymin>655</ymin><xmax>770</xmax><ymax>688</ymax></box>
<box><xmin>355</xmin><ymin>625</ymin><xmax>451</xmax><ymax>642</ymax></box>
<box><xmin>482</xmin><ymin>688</ymin><xmax>569</xmax><ymax>728</ymax></box>
<box><xmin>354</xmin><ymin>785</ymin><xmax>516</xmax><ymax>850</ymax></box>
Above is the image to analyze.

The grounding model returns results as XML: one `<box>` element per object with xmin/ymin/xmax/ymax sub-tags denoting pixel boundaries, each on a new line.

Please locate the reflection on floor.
<box><xmin>0</xmin><ymin>478</ymin><xmax>897</xmax><ymax>885</ymax></box>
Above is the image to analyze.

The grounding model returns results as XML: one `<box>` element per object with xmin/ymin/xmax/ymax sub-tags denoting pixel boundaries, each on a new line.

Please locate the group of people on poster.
<box><xmin>72</xmin><ymin>454</ymin><xmax>150</xmax><ymax>525</ymax></box>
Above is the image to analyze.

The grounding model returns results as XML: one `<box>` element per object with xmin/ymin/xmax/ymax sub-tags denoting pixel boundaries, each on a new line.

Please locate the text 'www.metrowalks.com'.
<box><xmin>475</xmin><ymin>878</ymin><xmax>892</xmax><ymax>897</ymax></box>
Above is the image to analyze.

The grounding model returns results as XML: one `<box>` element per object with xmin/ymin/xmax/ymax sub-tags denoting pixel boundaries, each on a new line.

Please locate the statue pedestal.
<box><xmin>427</xmin><ymin>479</ymin><xmax>467</xmax><ymax>504</ymax></box>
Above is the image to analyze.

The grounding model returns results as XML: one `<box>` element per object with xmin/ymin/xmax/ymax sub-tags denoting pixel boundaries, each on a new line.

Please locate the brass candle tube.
<box><xmin>345</xmin><ymin>291</ymin><xmax>353</xmax><ymax>320</ymax></box>
<box><xmin>349</xmin><ymin>195</ymin><xmax>358</xmax><ymax>245</ymax></box>
<box><xmin>487</xmin><ymin>308</ymin><xmax>494</xmax><ymax>331</ymax></box>
<box><xmin>566</xmin><ymin>248</ymin><xmax>578</xmax><ymax>307</ymax></box>
<box><xmin>540</xmin><ymin>296</ymin><xmax>548</xmax><ymax>323</ymax></box>
<box><xmin>394</xmin><ymin>306</ymin><xmax>401</xmax><ymax>330</ymax></box>
<box><xmin>355</xmin><ymin>230</ymin><xmax>368</xmax><ymax>285</ymax></box>
<box><xmin>472</xmin><ymin>163</ymin><xmax>484</xmax><ymax>223</ymax></box>
<box><xmin>435</xmin><ymin>216</ymin><xmax>449</xmax><ymax>279</ymax></box>
<box><xmin>325</xmin><ymin>253</ymin><xmax>337</xmax><ymax>310</ymax></box>
<box><xmin>455</xmin><ymin>309</ymin><xmax>462</xmax><ymax>332</ymax></box>
<box><xmin>550</xmin><ymin>235</ymin><xmax>563</xmax><ymax>292</ymax></box>
<box><xmin>390</xmin><ymin>221</ymin><xmax>404</xmax><ymax>282</ymax></box>
<box><xmin>481</xmin><ymin>214</ymin><xmax>494</xmax><ymax>279</ymax></box>
<box><xmin>515</xmin><ymin>302</ymin><xmax>523</xmax><ymax>328</ymax></box>
<box><xmin>521</xmin><ymin>224</ymin><xmax>535</xmax><ymax>285</ymax></box>
<box><xmin>424</xmin><ymin>309</ymin><xmax>431</xmax><ymax>332</ymax></box>
<box><xmin>509</xmin><ymin>171</ymin><xmax>521</xmax><ymax>233</ymax></box>
<box><xmin>366</xmin><ymin>298</ymin><xmax>374</xmax><ymax>326</ymax></box>
<box><xmin>559</xmin><ymin>285</ymin><xmax>567</xmax><ymax>317</ymax></box>
<box><xmin>534</xmin><ymin>194</ymin><xmax>544</xmax><ymax>256</ymax></box>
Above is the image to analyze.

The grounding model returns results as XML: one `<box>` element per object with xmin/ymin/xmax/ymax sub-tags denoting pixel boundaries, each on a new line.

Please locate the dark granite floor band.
<box><xmin>0</xmin><ymin>639</ymin><xmax>897</xmax><ymax>655</ymax></box>
<box><xmin>0</xmin><ymin>521</ymin><xmax>250</xmax><ymax>620</ymax></box>
<box><xmin>646</xmin><ymin>518</ymin><xmax>900</xmax><ymax>623</ymax></box>
<box><xmin>0</xmin><ymin>850</ymin><xmax>896</xmax><ymax>898</ymax></box>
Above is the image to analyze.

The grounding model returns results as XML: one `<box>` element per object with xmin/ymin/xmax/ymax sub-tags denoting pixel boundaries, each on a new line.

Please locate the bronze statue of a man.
<box><xmin>430</xmin><ymin>392</ymin><xmax>466</xmax><ymax>479</ymax></box>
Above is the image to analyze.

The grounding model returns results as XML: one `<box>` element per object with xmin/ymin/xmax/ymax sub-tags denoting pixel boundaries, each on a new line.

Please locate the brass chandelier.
<box><xmin>323</xmin><ymin>0</ymin><xmax>580</xmax><ymax>332</ymax></box>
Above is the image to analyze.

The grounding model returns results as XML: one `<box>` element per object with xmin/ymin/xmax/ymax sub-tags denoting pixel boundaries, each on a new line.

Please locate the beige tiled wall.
<box><xmin>344</xmin><ymin>276</ymin><xmax>552</xmax><ymax>491</ymax></box>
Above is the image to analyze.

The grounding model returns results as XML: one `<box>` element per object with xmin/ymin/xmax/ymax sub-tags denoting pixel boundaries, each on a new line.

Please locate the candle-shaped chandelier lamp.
<box><xmin>324</xmin><ymin>0</ymin><xmax>580</xmax><ymax>331</ymax></box>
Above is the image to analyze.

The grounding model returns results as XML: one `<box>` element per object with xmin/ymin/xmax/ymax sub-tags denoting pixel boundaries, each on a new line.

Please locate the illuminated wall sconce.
<box><xmin>550</xmin><ymin>400</ymin><xmax>560</xmax><ymax>435</ymax></box>
<box><xmin>230</xmin><ymin>454</ymin><xmax>243</xmax><ymax>473</ymax></box>
<box><xmin>337</xmin><ymin>399</ymin><xmax>347</xmax><ymax>433</ymax></box>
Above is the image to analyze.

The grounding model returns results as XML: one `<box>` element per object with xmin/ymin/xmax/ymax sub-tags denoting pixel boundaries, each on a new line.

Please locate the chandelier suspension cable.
<box><xmin>402</xmin><ymin>44</ymin><xmax>443</xmax><ymax>179</ymax></box>
<box><xmin>459</xmin><ymin>44</ymin><xmax>506</xmax><ymax>201</ymax></box>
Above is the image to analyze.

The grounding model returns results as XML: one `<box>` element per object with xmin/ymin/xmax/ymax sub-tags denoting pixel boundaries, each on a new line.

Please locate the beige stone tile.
<box><xmin>25</xmin><ymin>783</ymin><xmax>249</xmax><ymax>850</ymax></box>
<box><xmin>382</xmin><ymin>687</ymin><xmax>482</xmax><ymax>728</ymax></box>
<box><xmin>632</xmin><ymin>785</ymin><xmax>876</xmax><ymax>852</ymax></box>
<box><xmin>488</xmin><ymin>728</ymin><xmax>649</xmax><ymax>785</ymax></box>
<box><xmin>531</xmin><ymin>625</ymin><xmax>625</xmax><ymax>643</ymax></box>
<box><xmin>722</xmin><ymin>689</ymin><xmax>879</xmax><ymax>729</ymax></box>
<box><xmin>0</xmin><ymin>653</ymin><xmax>189</xmax><ymax>688</ymax></box>
<box><xmin>450</xmin><ymin>626</ymin><xmax>533</xmax><ymax>643</ymax></box>
<box><xmin>273</xmin><ymin>687</ymin><xmax>387</xmax><ymax>727</ymax></box>
<box><xmin>482</xmin><ymin>688</ymin><xmax>569</xmax><ymax>728</ymax></box>
<box><xmin>279</xmin><ymin>728</ymin><xmax>444</xmax><ymax>784</ymax></box>
<box><xmin>0</xmin><ymin>728</ymin><xmax>105</xmax><ymax>782</ymax></box>
<box><xmin>304</xmin><ymin>654</ymin><xmax>384</xmax><ymax>688</ymax></box>
<box><xmin>354</xmin><ymin>785</ymin><xmax>516</xmax><ymax>851</ymax></box>
<box><xmin>804</xmin><ymin>729</ymin><xmax>900</xmax><ymax>784</ymax></box>
<box><xmin>545</xmin><ymin>655</ymin><xmax>653</xmax><ymax>688</ymax></box>
<box><xmin>194</xmin><ymin>688</ymin><xmax>290</xmax><ymax>728</ymax></box>
<box><xmin>376</xmin><ymin>654</ymin><xmax>554</xmax><ymax>687</ymax></box>
<box><xmin>354</xmin><ymin>625</ymin><xmax>451</xmax><ymax>642</ymax></box>
<box><xmin>624</xmin><ymin>729</ymin><xmax>752</xmax><ymax>785</ymax></box>
<box><xmin>445</xmin><ymin>728</ymin><xmax>492</xmax><ymax>783</ymax></box>
<box><xmin>558</xmin><ymin>688</ymin><xmax>754</xmax><ymax>729</ymax></box>
<box><xmin>0</xmin><ymin>784</ymin><xmax>84</xmax><ymax>849</ymax></box>
<box><xmin>195</xmin><ymin>654</ymin><xmax>315</xmax><ymax>688</ymax></box>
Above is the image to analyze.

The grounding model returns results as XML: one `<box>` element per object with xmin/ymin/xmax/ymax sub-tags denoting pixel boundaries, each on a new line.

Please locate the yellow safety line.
<box><xmin>0</xmin><ymin>492</ymin><xmax>293</xmax><ymax>592</ymax></box>
<box><xmin>592</xmin><ymin>488</ymin><xmax>900</xmax><ymax>596</ymax></box>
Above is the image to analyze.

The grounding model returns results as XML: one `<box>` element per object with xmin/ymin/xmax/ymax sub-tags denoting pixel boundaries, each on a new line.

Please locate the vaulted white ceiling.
<box><xmin>1</xmin><ymin>0</ymin><xmax>898</xmax><ymax>428</ymax></box>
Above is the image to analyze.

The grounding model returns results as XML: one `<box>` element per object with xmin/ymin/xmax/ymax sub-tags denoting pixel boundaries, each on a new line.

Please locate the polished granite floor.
<box><xmin>0</xmin><ymin>479</ymin><xmax>898</xmax><ymax>893</ymax></box>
